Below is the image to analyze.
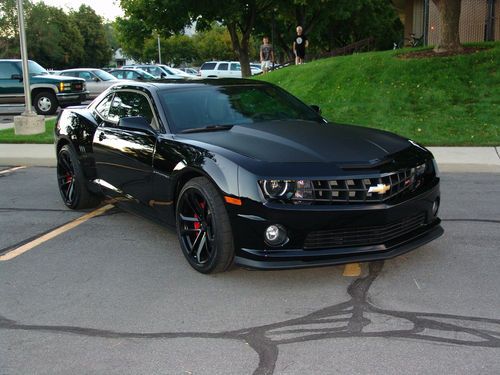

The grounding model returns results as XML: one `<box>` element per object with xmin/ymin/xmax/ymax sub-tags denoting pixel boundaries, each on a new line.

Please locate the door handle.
<box><xmin>98</xmin><ymin>132</ymin><xmax>106</xmax><ymax>141</ymax></box>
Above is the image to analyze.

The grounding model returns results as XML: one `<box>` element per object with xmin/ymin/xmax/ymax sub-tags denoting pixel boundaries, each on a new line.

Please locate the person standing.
<box><xmin>293</xmin><ymin>26</ymin><xmax>308</xmax><ymax>65</ymax></box>
<box><xmin>259</xmin><ymin>36</ymin><xmax>274</xmax><ymax>74</ymax></box>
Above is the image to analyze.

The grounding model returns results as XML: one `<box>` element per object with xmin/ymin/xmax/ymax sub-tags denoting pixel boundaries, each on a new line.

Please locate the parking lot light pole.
<box><xmin>14</xmin><ymin>0</ymin><xmax>44</xmax><ymax>135</ymax></box>
<box><xmin>157</xmin><ymin>34</ymin><xmax>162</xmax><ymax>64</ymax></box>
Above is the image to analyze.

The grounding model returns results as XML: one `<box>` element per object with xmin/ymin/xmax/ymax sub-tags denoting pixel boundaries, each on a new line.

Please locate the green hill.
<box><xmin>257</xmin><ymin>42</ymin><xmax>500</xmax><ymax>146</ymax></box>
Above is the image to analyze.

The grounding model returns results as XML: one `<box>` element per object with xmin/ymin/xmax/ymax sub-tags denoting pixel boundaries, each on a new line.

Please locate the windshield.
<box><xmin>159</xmin><ymin>84</ymin><xmax>324</xmax><ymax>133</ymax></box>
<box><xmin>15</xmin><ymin>61</ymin><xmax>48</xmax><ymax>76</ymax></box>
<box><xmin>93</xmin><ymin>70</ymin><xmax>117</xmax><ymax>81</ymax></box>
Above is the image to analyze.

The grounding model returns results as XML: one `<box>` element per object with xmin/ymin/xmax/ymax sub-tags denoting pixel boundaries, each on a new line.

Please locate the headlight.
<box><xmin>416</xmin><ymin>162</ymin><xmax>426</xmax><ymax>176</ymax></box>
<box><xmin>294</xmin><ymin>180</ymin><xmax>314</xmax><ymax>201</ymax></box>
<box><xmin>262</xmin><ymin>180</ymin><xmax>293</xmax><ymax>199</ymax></box>
<box><xmin>59</xmin><ymin>82</ymin><xmax>72</xmax><ymax>92</ymax></box>
<box><xmin>260</xmin><ymin>179</ymin><xmax>315</xmax><ymax>203</ymax></box>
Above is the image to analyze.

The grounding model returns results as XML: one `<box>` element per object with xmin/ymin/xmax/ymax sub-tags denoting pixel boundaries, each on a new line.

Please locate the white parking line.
<box><xmin>0</xmin><ymin>204</ymin><xmax>114</xmax><ymax>261</ymax></box>
<box><xmin>0</xmin><ymin>166</ymin><xmax>27</xmax><ymax>175</ymax></box>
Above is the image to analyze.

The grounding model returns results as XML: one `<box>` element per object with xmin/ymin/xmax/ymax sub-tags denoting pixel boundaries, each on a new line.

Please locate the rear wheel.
<box><xmin>33</xmin><ymin>91</ymin><xmax>58</xmax><ymax>115</ymax></box>
<box><xmin>176</xmin><ymin>177</ymin><xmax>235</xmax><ymax>274</ymax></box>
<box><xmin>57</xmin><ymin>144</ymin><xmax>101</xmax><ymax>209</ymax></box>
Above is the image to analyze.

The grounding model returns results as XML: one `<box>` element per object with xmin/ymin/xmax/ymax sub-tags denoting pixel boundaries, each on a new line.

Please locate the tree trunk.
<box><xmin>432</xmin><ymin>0</ymin><xmax>463</xmax><ymax>53</ymax></box>
<box><xmin>226</xmin><ymin>21</ymin><xmax>253</xmax><ymax>77</ymax></box>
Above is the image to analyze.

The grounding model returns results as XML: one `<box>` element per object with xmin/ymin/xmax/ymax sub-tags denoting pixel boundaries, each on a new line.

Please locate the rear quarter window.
<box><xmin>200</xmin><ymin>63</ymin><xmax>217</xmax><ymax>71</ymax></box>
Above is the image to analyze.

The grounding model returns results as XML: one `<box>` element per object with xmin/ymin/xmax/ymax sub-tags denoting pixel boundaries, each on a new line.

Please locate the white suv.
<box><xmin>199</xmin><ymin>61</ymin><xmax>262</xmax><ymax>78</ymax></box>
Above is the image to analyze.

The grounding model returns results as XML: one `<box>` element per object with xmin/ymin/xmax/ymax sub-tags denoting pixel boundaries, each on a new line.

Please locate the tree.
<box><xmin>70</xmin><ymin>5</ymin><xmax>111</xmax><ymax>67</ymax></box>
<box><xmin>26</xmin><ymin>3</ymin><xmax>84</xmax><ymax>68</ymax></box>
<box><xmin>0</xmin><ymin>0</ymin><xmax>32</xmax><ymax>58</ymax></box>
<box><xmin>431</xmin><ymin>0</ymin><xmax>462</xmax><ymax>52</ymax></box>
<box><xmin>119</xmin><ymin>0</ymin><xmax>273</xmax><ymax>77</ymax></box>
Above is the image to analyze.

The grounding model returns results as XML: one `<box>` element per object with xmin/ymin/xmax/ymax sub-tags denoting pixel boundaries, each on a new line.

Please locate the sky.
<box><xmin>39</xmin><ymin>0</ymin><xmax>124</xmax><ymax>21</ymax></box>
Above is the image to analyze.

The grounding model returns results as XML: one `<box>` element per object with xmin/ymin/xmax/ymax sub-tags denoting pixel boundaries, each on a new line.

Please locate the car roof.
<box><xmin>61</xmin><ymin>68</ymin><xmax>102</xmax><ymax>71</ymax></box>
<box><xmin>110</xmin><ymin>78</ymin><xmax>269</xmax><ymax>91</ymax></box>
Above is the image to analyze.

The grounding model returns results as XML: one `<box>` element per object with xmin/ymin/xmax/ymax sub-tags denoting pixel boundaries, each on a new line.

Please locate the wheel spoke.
<box><xmin>67</xmin><ymin>179</ymin><xmax>75</xmax><ymax>203</ymax></box>
<box><xmin>190</xmin><ymin>230</ymin><xmax>204</xmax><ymax>255</ymax></box>
<box><xmin>195</xmin><ymin>232</ymin><xmax>207</xmax><ymax>262</ymax></box>
<box><xmin>179</xmin><ymin>214</ymin><xmax>199</xmax><ymax>223</ymax></box>
<box><xmin>181</xmin><ymin>228</ymin><xmax>201</xmax><ymax>235</ymax></box>
<box><xmin>59</xmin><ymin>156</ymin><xmax>72</xmax><ymax>173</ymax></box>
<box><xmin>186</xmin><ymin>190</ymin><xmax>204</xmax><ymax>219</ymax></box>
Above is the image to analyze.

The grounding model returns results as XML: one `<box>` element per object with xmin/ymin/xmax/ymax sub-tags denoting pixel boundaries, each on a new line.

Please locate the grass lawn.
<box><xmin>0</xmin><ymin>118</ymin><xmax>55</xmax><ymax>144</ymax></box>
<box><xmin>257</xmin><ymin>42</ymin><xmax>500</xmax><ymax>146</ymax></box>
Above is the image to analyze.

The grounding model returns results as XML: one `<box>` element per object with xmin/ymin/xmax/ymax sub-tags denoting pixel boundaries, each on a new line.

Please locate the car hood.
<box><xmin>176</xmin><ymin>120</ymin><xmax>412</xmax><ymax>164</ymax></box>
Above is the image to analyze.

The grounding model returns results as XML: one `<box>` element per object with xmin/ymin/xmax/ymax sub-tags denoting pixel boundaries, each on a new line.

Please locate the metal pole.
<box><xmin>157</xmin><ymin>34</ymin><xmax>162</xmax><ymax>64</ymax></box>
<box><xmin>16</xmin><ymin>0</ymin><xmax>33</xmax><ymax>115</ymax></box>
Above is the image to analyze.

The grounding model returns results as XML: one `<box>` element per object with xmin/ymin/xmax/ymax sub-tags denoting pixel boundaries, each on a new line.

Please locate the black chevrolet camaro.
<box><xmin>54</xmin><ymin>79</ymin><xmax>443</xmax><ymax>273</ymax></box>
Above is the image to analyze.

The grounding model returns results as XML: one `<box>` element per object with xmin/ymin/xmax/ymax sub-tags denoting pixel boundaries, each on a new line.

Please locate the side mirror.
<box><xmin>11</xmin><ymin>74</ymin><xmax>22</xmax><ymax>81</ymax></box>
<box><xmin>93</xmin><ymin>77</ymin><xmax>100</xmax><ymax>82</ymax></box>
<box><xmin>160</xmin><ymin>72</ymin><xmax>167</xmax><ymax>78</ymax></box>
<box><xmin>310</xmin><ymin>105</ymin><xmax>321</xmax><ymax>114</ymax></box>
<box><xmin>118</xmin><ymin>116</ymin><xmax>156</xmax><ymax>135</ymax></box>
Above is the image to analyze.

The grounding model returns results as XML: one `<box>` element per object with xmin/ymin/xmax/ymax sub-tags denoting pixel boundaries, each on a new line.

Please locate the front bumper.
<box><xmin>56</xmin><ymin>91</ymin><xmax>89</xmax><ymax>105</ymax></box>
<box><xmin>229</xmin><ymin>180</ymin><xmax>443</xmax><ymax>270</ymax></box>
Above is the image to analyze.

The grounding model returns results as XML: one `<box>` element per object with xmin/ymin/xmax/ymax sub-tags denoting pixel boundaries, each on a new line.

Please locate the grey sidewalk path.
<box><xmin>0</xmin><ymin>143</ymin><xmax>499</xmax><ymax>171</ymax></box>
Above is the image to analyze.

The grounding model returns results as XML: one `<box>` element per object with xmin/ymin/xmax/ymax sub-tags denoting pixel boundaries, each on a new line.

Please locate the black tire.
<box><xmin>33</xmin><ymin>91</ymin><xmax>58</xmax><ymax>115</ymax></box>
<box><xmin>57</xmin><ymin>144</ymin><xmax>101</xmax><ymax>209</ymax></box>
<box><xmin>176</xmin><ymin>177</ymin><xmax>235</xmax><ymax>274</ymax></box>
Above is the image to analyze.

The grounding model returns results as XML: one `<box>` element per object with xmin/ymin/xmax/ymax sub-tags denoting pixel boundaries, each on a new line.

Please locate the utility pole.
<box><xmin>157</xmin><ymin>34</ymin><xmax>162</xmax><ymax>64</ymax></box>
<box><xmin>14</xmin><ymin>0</ymin><xmax>44</xmax><ymax>135</ymax></box>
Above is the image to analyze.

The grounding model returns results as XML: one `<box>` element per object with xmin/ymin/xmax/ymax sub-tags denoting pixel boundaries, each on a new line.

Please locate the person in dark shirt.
<box><xmin>293</xmin><ymin>25</ymin><xmax>309</xmax><ymax>65</ymax></box>
<box><xmin>259</xmin><ymin>36</ymin><xmax>274</xmax><ymax>74</ymax></box>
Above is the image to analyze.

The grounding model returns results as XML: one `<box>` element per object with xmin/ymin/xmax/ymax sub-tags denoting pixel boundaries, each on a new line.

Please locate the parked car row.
<box><xmin>0</xmin><ymin>60</ymin><xmax>262</xmax><ymax>115</ymax></box>
<box><xmin>199</xmin><ymin>61</ymin><xmax>262</xmax><ymax>78</ymax></box>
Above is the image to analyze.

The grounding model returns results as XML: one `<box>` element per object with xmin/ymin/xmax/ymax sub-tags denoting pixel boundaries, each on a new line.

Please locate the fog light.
<box><xmin>264</xmin><ymin>224</ymin><xmax>288</xmax><ymax>246</ymax></box>
<box><xmin>432</xmin><ymin>198</ymin><xmax>440</xmax><ymax>216</ymax></box>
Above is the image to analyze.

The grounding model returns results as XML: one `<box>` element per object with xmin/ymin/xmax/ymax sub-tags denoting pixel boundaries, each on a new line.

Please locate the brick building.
<box><xmin>393</xmin><ymin>0</ymin><xmax>499</xmax><ymax>45</ymax></box>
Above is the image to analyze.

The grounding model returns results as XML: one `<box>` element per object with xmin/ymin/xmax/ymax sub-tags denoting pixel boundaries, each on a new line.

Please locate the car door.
<box><xmin>229</xmin><ymin>63</ymin><xmax>242</xmax><ymax>78</ymax></box>
<box><xmin>0</xmin><ymin>61</ymin><xmax>24</xmax><ymax>104</ymax></box>
<box><xmin>92</xmin><ymin>89</ymin><xmax>159</xmax><ymax>207</ymax></box>
<box><xmin>216</xmin><ymin>62</ymin><xmax>229</xmax><ymax>78</ymax></box>
<box><xmin>78</xmin><ymin>71</ymin><xmax>100</xmax><ymax>98</ymax></box>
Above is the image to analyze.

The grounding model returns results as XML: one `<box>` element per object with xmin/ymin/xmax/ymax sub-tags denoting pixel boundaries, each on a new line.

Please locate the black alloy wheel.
<box><xmin>176</xmin><ymin>177</ymin><xmax>234</xmax><ymax>274</ymax></box>
<box><xmin>57</xmin><ymin>144</ymin><xmax>101</xmax><ymax>209</ymax></box>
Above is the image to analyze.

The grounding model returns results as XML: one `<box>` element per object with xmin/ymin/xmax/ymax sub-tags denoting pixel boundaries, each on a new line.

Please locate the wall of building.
<box><xmin>428</xmin><ymin>0</ymin><xmax>498</xmax><ymax>45</ymax></box>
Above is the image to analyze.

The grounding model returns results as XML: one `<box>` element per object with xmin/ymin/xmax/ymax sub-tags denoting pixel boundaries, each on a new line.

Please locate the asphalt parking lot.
<box><xmin>0</xmin><ymin>166</ymin><xmax>499</xmax><ymax>374</ymax></box>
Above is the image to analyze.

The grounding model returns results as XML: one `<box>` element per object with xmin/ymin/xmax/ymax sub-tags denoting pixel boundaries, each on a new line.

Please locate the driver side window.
<box><xmin>107</xmin><ymin>91</ymin><xmax>158</xmax><ymax>129</ymax></box>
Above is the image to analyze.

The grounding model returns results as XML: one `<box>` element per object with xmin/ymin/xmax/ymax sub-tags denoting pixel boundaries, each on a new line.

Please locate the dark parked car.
<box><xmin>54</xmin><ymin>79</ymin><xmax>443</xmax><ymax>274</ymax></box>
<box><xmin>0</xmin><ymin>59</ymin><xmax>88</xmax><ymax>115</ymax></box>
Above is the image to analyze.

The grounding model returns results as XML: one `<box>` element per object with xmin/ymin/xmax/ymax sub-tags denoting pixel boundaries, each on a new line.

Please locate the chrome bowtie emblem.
<box><xmin>368</xmin><ymin>184</ymin><xmax>390</xmax><ymax>194</ymax></box>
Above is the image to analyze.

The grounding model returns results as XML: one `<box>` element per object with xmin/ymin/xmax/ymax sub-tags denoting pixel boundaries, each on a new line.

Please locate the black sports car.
<box><xmin>54</xmin><ymin>79</ymin><xmax>443</xmax><ymax>273</ymax></box>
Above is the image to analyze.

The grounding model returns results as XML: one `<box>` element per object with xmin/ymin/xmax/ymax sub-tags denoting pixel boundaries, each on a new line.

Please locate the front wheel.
<box><xmin>57</xmin><ymin>144</ymin><xmax>101</xmax><ymax>209</ymax></box>
<box><xmin>33</xmin><ymin>91</ymin><xmax>58</xmax><ymax>115</ymax></box>
<box><xmin>176</xmin><ymin>177</ymin><xmax>235</xmax><ymax>274</ymax></box>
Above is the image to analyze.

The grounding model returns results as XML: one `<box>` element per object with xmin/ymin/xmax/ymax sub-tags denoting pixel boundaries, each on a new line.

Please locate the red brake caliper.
<box><xmin>193</xmin><ymin>201</ymin><xmax>206</xmax><ymax>230</ymax></box>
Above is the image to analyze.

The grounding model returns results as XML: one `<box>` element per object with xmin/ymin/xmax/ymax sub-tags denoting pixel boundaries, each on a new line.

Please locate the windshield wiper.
<box><xmin>179</xmin><ymin>125</ymin><xmax>233</xmax><ymax>134</ymax></box>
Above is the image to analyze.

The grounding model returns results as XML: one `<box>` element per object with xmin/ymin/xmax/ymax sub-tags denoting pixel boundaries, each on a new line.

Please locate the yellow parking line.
<box><xmin>343</xmin><ymin>263</ymin><xmax>361</xmax><ymax>277</ymax></box>
<box><xmin>0</xmin><ymin>166</ymin><xmax>27</xmax><ymax>175</ymax></box>
<box><xmin>0</xmin><ymin>204</ymin><xmax>114</xmax><ymax>262</ymax></box>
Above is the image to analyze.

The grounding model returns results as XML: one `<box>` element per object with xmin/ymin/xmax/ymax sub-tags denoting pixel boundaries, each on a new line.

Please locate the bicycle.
<box><xmin>393</xmin><ymin>33</ymin><xmax>424</xmax><ymax>49</ymax></box>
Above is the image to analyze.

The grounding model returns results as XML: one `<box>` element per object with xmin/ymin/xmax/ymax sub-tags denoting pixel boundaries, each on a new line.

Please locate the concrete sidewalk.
<box><xmin>0</xmin><ymin>143</ymin><xmax>499</xmax><ymax>171</ymax></box>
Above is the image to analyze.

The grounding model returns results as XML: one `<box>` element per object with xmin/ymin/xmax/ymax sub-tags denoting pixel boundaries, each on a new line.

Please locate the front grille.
<box><xmin>292</xmin><ymin>168</ymin><xmax>422</xmax><ymax>204</ymax></box>
<box><xmin>303</xmin><ymin>213</ymin><xmax>426</xmax><ymax>249</ymax></box>
<box><xmin>72</xmin><ymin>82</ymin><xmax>84</xmax><ymax>91</ymax></box>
